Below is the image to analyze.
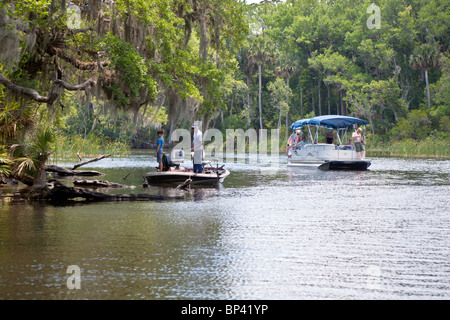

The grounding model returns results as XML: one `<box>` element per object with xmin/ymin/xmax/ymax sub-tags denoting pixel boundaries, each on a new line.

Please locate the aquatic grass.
<box><xmin>51</xmin><ymin>134</ymin><xmax>130</xmax><ymax>162</ymax></box>
<box><xmin>367</xmin><ymin>138</ymin><xmax>450</xmax><ymax>158</ymax></box>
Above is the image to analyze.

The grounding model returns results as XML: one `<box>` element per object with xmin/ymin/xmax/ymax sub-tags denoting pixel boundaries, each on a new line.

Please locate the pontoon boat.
<box><xmin>287</xmin><ymin>115</ymin><xmax>371</xmax><ymax>170</ymax></box>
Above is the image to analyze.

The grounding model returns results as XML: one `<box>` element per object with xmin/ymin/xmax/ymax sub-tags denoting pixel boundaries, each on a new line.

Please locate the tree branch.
<box><xmin>0</xmin><ymin>72</ymin><xmax>50</xmax><ymax>103</ymax></box>
<box><xmin>71</xmin><ymin>26</ymin><xmax>94</xmax><ymax>35</ymax></box>
<box><xmin>0</xmin><ymin>71</ymin><xmax>95</xmax><ymax>105</ymax></box>
<box><xmin>54</xmin><ymin>47</ymin><xmax>110</xmax><ymax>70</ymax></box>
<box><xmin>71</xmin><ymin>154</ymin><xmax>111</xmax><ymax>170</ymax></box>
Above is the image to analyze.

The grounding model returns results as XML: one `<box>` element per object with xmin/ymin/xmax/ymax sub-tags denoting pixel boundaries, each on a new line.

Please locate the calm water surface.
<box><xmin>0</xmin><ymin>151</ymin><xmax>449</xmax><ymax>299</ymax></box>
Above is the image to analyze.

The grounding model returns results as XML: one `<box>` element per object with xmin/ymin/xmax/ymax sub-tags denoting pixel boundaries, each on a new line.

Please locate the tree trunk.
<box><xmin>299</xmin><ymin>77</ymin><xmax>303</xmax><ymax>117</ymax></box>
<box><xmin>368</xmin><ymin>115</ymin><xmax>375</xmax><ymax>135</ymax></box>
<box><xmin>198</xmin><ymin>8</ymin><xmax>209</xmax><ymax>61</ymax></box>
<box><xmin>46</xmin><ymin>165</ymin><xmax>103</xmax><ymax>176</ymax></box>
<box><xmin>343</xmin><ymin>95</ymin><xmax>347</xmax><ymax>116</ymax></box>
<box><xmin>327</xmin><ymin>84</ymin><xmax>331</xmax><ymax>115</ymax></box>
<box><xmin>285</xmin><ymin>77</ymin><xmax>290</xmax><ymax>140</ymax></box>
<box><xmin>202</xmin><ymin>113</ymin><xmax>210</xmax><ymax>133</ymax></box>
<box><xmin>246</xmin><ymin>75</ymin><xmax>251</xmax><ymax>110</ymax></box>
<box><xmin>318</xmin><ymin>77</ymin><xmax>322</xmax><ymax>116</ymax></box>
<box><xmin>425</xmin><ymin>68</ymin><xmax>431</xmax><ymax>109</ymax></box>
<box><xmin>278</xmin><ymin>107</ymin><xmax>282</xmax><ymax>130</ymax></box>
<box><xmin>311</xmin><ymin>76</ymin><xmax>315</xmax><ymax>115</ymax></box>
<box><xmin>258</xmin><ymin>63</ymin><xmax>263</xmax><ymax>130</ymax></box>
<box><xmin>31</xmin><ymin>154</ymin><xmax>49</xmax><ymax>191</ymax></box>
<box><xmin>28</xmin><ymin>153</ymin><xmax>51</xmax><ymax>199</ymax></box>
<box><xmin>246</xmin><ymin>75</ymin><xmax>252</xmax><ymax>125</ymax></box>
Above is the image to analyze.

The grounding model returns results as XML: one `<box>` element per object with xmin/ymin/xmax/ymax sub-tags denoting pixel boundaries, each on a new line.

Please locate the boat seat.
<box><xmin>162</xmin><ymin>154</ymin><xmax>180</xmax><ymax>172</ymax></box>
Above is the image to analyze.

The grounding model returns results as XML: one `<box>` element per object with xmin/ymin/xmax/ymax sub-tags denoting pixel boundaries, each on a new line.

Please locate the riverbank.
<box><xmin>366</xmin><ymin>150</ymin><xmax>450</xmax><ymax>159</ymax></box>
<box><xmin>45</xmin><ymin>132</ymin><xmax>450</xmax><ymax>163</ymax></box>
<box><xmin>365</xmin><ymin>138</ymin><xmax>450</xmax><ymax>159</ymax></box>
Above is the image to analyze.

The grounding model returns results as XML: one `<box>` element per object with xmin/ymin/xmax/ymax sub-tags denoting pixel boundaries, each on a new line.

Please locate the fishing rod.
<box><xmin>97</xmin><ymin>127</ymin><xmax>154</xmax><ymax>146</ymax></box>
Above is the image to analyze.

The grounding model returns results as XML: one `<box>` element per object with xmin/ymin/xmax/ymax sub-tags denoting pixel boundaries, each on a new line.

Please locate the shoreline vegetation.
<box><xmin>50</xmin><ymin>134</ymin><xmax>130</xmax><ymax>162</ymax></box>
<box><xmin>366</xmin><ymin>141</ymin><xmax>450</xmax><ymax>159</ymax></box>
<box><xmin>47</xmin><ymin>140</ymin><xmax>450</xmax><ymax>163</ymax></box>
<box><xmin>1</xmin><ymin>0</ymin><xmax>449</xmax><ymax>199</ymax></box>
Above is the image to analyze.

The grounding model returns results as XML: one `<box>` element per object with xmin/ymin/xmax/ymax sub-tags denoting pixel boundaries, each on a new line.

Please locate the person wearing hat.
<box><xmin>191</xmin><ymin>123</ymin><xmax>203</xmax><ymax>173</ymax></box>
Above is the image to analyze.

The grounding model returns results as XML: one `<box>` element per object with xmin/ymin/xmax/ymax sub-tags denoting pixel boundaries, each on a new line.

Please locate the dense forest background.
<box><xmin>0</xmin><ymin>0</ymin><xmax>449</xmax><ymax>163</ymax></box>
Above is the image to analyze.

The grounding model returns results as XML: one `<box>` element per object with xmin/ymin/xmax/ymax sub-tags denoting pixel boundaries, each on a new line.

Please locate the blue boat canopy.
<box><xmin>290</xmin><ymin>115</ymin><xmax>367</xmax><ymax>130</ymax></box>
<box><xmin>290</xmin><ymin>118</ymin><xmax>310</xmax><ymax>130</ymax></box>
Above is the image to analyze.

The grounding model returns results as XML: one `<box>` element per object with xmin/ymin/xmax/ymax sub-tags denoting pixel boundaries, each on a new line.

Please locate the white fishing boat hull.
<box><xmin>145</xmin><ymin>169</ymin><xmax>230</xmax><ymax>186</ymax></box>
<box><xmin>287</xmin><ymin>143</ymin><xmax>362</xmax><ymax>167</ymax></box>
<box><xmin>145</xmin><ymin>151</ymin><xmax>230</xmax><ymax>187</ymax></box>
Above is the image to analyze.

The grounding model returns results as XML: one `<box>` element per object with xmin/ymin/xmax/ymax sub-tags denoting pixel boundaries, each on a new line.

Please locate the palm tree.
<box><xmin>10</xmin><ymin>128</ymin><xmax>54</xmax><ymax>196</ymax></box>
<box><xmin>249</xmin><ymin>36</ymin><xmax>276</xmax><ymax>130</ymax></box>
<box><xmin>275</xmin><ymin>55</ymin><xmax>296</xmax><ymax>140</ymax></box>
<box><xmin>0</xmin><ymin>148</ymin><xmax>11</xmax><ymax>184</ymax></box>
<box><xmin>410</xmin><ymin>44</ymin><xmax>443</xmax><ymax>109</ymax></box>
<box><xmin>0</xmin><ymin>100</ymin><xmax>35</xmax><ymax>145</ymax></box>
<box><xmin>238</xmin><ymin>45</ymin><xmax>256</xmax><ymax>125</ymax></box>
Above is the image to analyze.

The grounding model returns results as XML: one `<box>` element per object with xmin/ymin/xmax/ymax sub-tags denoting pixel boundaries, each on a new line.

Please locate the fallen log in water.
<box><xmin>46</xmin><ymin>165</ymin><xmax>104</xmax><ymax>176</ymax></box>
<box><xmin>73</xmin><ymin>179</ymin><xmax>133</xmax><ymax>189</ymax></box>
<box><xmin>71</xmin><ymin>154</ymin><xmax>111</xmax><ymax>170</ymax></box>
<box><xmin>47</xmin><ymin>181</ymin><xmax>183</xmax><ymax>202</ymax></box>
<box><xmin>46</xmin><ymin>154</ymin><xmax>111</xmax><ymax>177</ymax></box>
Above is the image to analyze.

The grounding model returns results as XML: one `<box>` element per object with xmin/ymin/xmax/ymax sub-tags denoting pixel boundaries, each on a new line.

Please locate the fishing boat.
<box><xmin>145</xmin><ymin>150</ymin><xmax>230</xmax><ymax>187</ymax></box>
<box><xmin>287</xmin><ymin>115</ymin><xmax>371</xmax><ymax>170</ymax></box>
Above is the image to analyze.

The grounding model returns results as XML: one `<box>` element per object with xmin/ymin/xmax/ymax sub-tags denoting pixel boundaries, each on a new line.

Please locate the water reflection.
<box><xmin>0</xmin><ymin>154</ymin><xmax>449</xmax><ymax>299</ymax></box>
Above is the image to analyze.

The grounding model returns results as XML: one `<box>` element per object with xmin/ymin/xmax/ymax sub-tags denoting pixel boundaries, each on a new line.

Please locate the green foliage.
<box><xmin>1</xmin><ymin>0</ymin><xmax>449</xmax><ymax>159</ymax></box>
<box><xmin>0</xmin><ymin>147</ymin><xmax>11</xmax><ymax>177</ymax></box>
<box><xmin>31</xmin><ymin>127</ymin><xmax>54</xmax><ymax>156</ymax></box>
<box><xmin>268</xmin><ymin>77</ymin><xmax>291</xmax><ymax>128</ymax></box>
<box><xmin>390</xmin><ymin>109</ymin><xmax>431</xmax><ymax>140</ymax></box>
<box><xmin>430</xmin><ymin>55</ymin><xmax>450</xmax><ymax>121</ymax></box>
<box><xmin>222</xmin><ymin>114</ymin><xmax>249</xmax><ymax>131</ymax></box>
<box><xmin>51</xmin><ymin>134</ymin><xmax>130</xmax><ymax>160</ymax></box>
<box><xmin>241</xmin><ymin>0</ymin><xmax>449</xmax><ymax>154</ymax></box>
<box><xmin>197</xmin><ymin>60</ymin><xmax>227</xmax><ymax>116</ymax></box>
<box><xmin>410</xmin><ymin>44</ymin><xmax>443</xmax><ymax>71</ymax></box>
<box><xmin>101</xmin><ymin>33</ymin><xmax>157</xmax><ymax>107</ymax></box>
<box><xmin>0</xmin><ymin>100</ymin><xmax>35</xmax><ymax>145</ymax></box>
<box><xmin>13</xmin><ymin>0</ymin><xmax>52</xmax><ymax>29</ymax></box>
<box><xmin>8</xmin><ymin>127</ymin><xmax>54</xmax><ymax>183</ymax></box>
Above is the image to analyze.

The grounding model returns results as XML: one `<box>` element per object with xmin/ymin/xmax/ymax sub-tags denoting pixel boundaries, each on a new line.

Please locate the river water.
<box><xmin>0</xmin><ymin>151</ymin><xmax>449</xmax><ymax>300</ymax></box>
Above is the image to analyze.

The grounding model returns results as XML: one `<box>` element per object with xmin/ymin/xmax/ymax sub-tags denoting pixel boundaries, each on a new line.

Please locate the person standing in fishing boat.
<box><xmin>155</xmin><ymin>129</ymin><xmax>164</xmax><ymax>171</ymax></box>
<box><xmin>352</xmin><ymin>127</ymin><xmax>365</xmax><ymax>160</ymax></box>
<box><xmin>191</xmin><ymin>123</ymin><xmax>203</xmax><ymax>173</ymax></box>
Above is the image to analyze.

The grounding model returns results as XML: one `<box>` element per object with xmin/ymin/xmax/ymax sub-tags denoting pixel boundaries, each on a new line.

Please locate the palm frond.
<box><xmin>11</xmin><ymin>156</ymin><xmax>36</xmax><ymax>178</ymax></box>
<box><xmin>31</xmin><ymin>128</ymin><xmax>55</xmax><ymax>155</ymax></box>
<box><xmin>0</xmin><ymin>151</ymin><xmax>11</xmax><ymax>176</ymax></box>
